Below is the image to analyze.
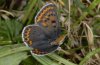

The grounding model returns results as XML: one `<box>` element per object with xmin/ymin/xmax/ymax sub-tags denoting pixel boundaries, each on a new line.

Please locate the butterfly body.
<box><xmin>22</xmin><ymin>3</ymin><xmax>62</xmax><ymax>55</ymax></box>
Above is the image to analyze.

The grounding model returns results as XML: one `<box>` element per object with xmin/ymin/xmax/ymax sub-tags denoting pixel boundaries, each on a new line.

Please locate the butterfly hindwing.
<box><xmin>22</xmin><ymin>25</ymin><xmax>59</xmax><ymax>55</ymax></box>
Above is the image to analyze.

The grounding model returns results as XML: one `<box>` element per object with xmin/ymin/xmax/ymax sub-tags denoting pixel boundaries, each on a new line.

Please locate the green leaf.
<box><xmin>0</xmin><ymin>52</ymin><xmax>28</xmax><ymax>65</ymax></box>
<box><xmin>79</xmin><ymin>48</ymin><xmax>100</xmax><ymax>65</ymax></box>
<box><xmin>48</xmin><ymin>53</ymin><xmax>77</xmax><ymax>65</ymax></box>
<box><xmin>32</xmin><ymin>55</ymin><xmax>61</xmax><ymax>65</ymax></box>
<box><xmin>0</xmin><ymin>20</ymin><xmax>22</xmax><ymax>43</ymax></box>
<box><xmin>0</xmin><ymin>44</ymin><xmax>30</xmax><ymax>58</ymax></box>
<box><xmin>22</xmin><ymin>0</ymin><xmax>38</xmax><ymax>24</ymax></box>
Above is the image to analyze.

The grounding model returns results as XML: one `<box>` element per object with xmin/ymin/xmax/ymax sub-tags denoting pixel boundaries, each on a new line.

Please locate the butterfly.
<box><xmin>22</xmin><ymin>3</ymin><xmax>65</xmax><ymax>55</ymax></box>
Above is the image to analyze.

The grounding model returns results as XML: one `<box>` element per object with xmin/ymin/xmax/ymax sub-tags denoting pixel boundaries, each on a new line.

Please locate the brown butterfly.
<box><xmin>22</xmin><ymin>3</ymin><xmax>65</xmax><ymax>55</ymax></box>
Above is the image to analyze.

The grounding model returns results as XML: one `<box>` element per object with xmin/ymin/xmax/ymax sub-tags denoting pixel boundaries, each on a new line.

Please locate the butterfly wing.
<box><xmin>35</xmin><ymin>3</ymin><xmax>60</xmax><ymax>40</ymax></box>
<box><xmin>22</xmin><ymin>25</ymin><xmax>59</xmax><ymax>55</ymax></box>
<box><xmin>22</xmin><ymin>3</ymin><xmax>62</xmax><ymax>55</ymax></box>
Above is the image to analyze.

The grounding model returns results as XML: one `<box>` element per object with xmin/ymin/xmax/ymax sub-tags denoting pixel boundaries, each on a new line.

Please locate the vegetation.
<box><xmin>0</xmin><ymin>0</ymin><xmax>100</xmax><ymax>65</ymax></box>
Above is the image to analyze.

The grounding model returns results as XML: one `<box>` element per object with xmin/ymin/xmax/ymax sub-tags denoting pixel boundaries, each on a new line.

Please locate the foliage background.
<box><xmin>0</xmin><ymin>0</ymin><xmax>100</xmax><ymax>65</ymax></box>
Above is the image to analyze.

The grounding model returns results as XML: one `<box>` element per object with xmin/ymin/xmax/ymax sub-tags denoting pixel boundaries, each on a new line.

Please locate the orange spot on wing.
<box><xmin>29</xmin><ymin>41</ymin><xmax>32</xmax><ymax>45</ymax></box>
<box><xmin>42</xmin><ymin>22</ymin><xmax>48</xmax><ymax>27</ymax></box>
<box><xmin>26</xmin><ymin>38</ymin><xmax>30</xmax><ymax>41</ymax></box>
<box><xmin>36</xmin><ymin>7</ymin><xmax>54</xmax><ymax>22</ymax></box>
<box><xmin>51</xmin><ymin>35</ymin><xmax>66</xmax><ymax>45</ymax></box>
<box><xmin>24</xmin><ymin>27</ymin><xmax>32</xmax><ymax>45</ymax></box>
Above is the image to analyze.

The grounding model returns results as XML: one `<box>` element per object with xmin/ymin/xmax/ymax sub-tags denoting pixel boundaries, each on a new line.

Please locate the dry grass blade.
<box><xmin>0</xmin><ymin>10</ymin><xmax>14</xmax><ymax>17</ymax></box>
<box><xmin>83</xmin><ymin>22</ymin><xmax>94</xmax><ymax>50</ymax></box>
<box><xmin>83</xmin><ymin>22</ymin><xmax>100</xmax><ymax>59</ymax></box>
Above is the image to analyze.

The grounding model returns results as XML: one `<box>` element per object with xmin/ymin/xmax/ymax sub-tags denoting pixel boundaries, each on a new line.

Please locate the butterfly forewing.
<box><xmin>35</xmin><ymin>3</ymin><xmax>60</xmax><ymax>39</ymax></box>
